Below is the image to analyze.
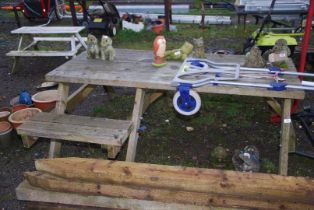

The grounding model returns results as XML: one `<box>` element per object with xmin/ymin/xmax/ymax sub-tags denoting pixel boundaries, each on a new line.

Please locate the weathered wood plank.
<box><xmin>24</xmin><ymin>171</ymin><xmax>314</xmax><ymax>210</ymax></box>
<box><xmin>26</xmin><ymin>201</ymin><xmax>112</xmax><ymax>210</ymax></box>
<box><xmin>101</xmin><ymin>145</ymin><xmax>121</xmax><ymax>159</ymax></box>
<box><xmin>45</xmin><ymin>49</ymin><xmax>305</xmax><ymax>100</ymax></box>
<box><xmin>17</xmin><ymin>121</ymin><xmax>128</xmax><ymax>146</ymax></box>
<box><xmin>21</xmin><ymin>135</ymin><xmax>38</xmax><ymax>148</ymax></box>
<box><xmin>16</xmin><ymin>181</ymin><xmax>216</xmax><ymax>210</ymax></box>
<box><xmin>49</xmin><ymin>83</ymin><xmax>69</xmax><ymax>158</ymax></box>
<box><xmin>6</xmin><ymin>51</ymin><xmax>77</xmax><ymax>57</ymax></box>
<box><xmin>279</xmin><ymin>99</ymin><xmax>292</xmax><ymax>175</ymax></box>
<box><xmin>35</xmin><ymin>158</ymin><xmax>314</xmax><ymax>202</ymax></box>
<box><xmin>11</xmin><ymin>26</ymin><xmax>85</xmax><ymax>34</ymax></box>
<box><xmin>126</xmin><ymin>88</ymin><xmax>146</xmax><ymax>162</ymax></box>
<box><xmin>29</xmin><ymin>112</ymin><xmax>132</xmax><ymax>130</ymax></box>
<box><xmin>66</xmin><ymin>84</ymin><xmax>95</xmax><ymax>112</ymax></box>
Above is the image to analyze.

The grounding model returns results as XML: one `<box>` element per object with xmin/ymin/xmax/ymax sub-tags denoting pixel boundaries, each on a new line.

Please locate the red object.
<box><xmin>33</xmin><ymin>101</ymin><xmax>56</xmax><ymax>112</ymax></box>
<box><xmin>0</xmin><ymin>121</ymin><xmax>12</xmax><ymax>133</ymax></box>
<box><xmin>32</xmin><ymin>90</ymin><xmax>57</xmax><ymax>112</ymax></box>
<box><xmin>12</xmin><ymin>104</ymin><xmax>30</xmax><ymax>113</ymax></box>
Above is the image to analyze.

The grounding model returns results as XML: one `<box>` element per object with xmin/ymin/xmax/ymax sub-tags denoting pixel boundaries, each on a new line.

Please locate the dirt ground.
<box><xmin>0</xmin><ymin>11</ymin><xmax>314</xmax><ymax>209</ymax></box>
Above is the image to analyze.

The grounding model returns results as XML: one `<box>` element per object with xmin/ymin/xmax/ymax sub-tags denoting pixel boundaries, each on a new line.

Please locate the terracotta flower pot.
<box><xmin>0</xmin><ymin>107</ymin><xmax>11</xmax><ymax>122</ymax></box>
<box><xmin>12</xmin><ymin>104</ymin><xmax>30</xmax><ymax>113</ymax></box>
<box><xmin>8</xmin><ymin>108</ymin><xmax>42</xmax><ymax>129</ymax></box>
<box><xmin>0</xmin><ymin>121</ymin><xmax>12</xmax><ymax>148</ymax></box>
<box><xmin>32</xmin><ymin>90</ymin><xmax>58</xmax><ymax>112</ymax></box>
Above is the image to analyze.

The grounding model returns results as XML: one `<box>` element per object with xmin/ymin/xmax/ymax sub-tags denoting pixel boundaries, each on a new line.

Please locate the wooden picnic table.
<box><xmin>34</xmin><ymin>49</ymin><xmax>304</xmax><ymax>175</ymax></box>
<box><xmin>6</xmin><ymin>26</ymin><xmax>87</xmax><ymax>73</ymax></box>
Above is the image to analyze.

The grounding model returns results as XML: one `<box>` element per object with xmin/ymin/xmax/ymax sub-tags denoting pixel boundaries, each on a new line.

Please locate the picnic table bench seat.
<box><xmin>16</xmin><ymin>112</ymin><xmax>133</xmax><ymax>159</ymax></box>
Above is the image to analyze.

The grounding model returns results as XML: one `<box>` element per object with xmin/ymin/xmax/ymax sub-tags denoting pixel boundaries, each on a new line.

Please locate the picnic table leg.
<box><xmin>49</xmin><ymin>83</ymin><xmax>69</xmax><ymax>158</ymax></box>
<box><xmin>11</xmin><ymin>35</ymin><xmax>24</xmax><ymax>74</ymax></box>
<box><xmin>126</xmin><ymin>88</ymin><xmax>146</xmax><ymax>162</ymax></box>
<box><xmin>279</xmin><ymin>99</ymin><xmax>292</xmax><ymax>176</ymax></box>
<box><xmin>75</xmin><ymin>33</ymin><xmax>87</xmax><ymax>49</ymax></box>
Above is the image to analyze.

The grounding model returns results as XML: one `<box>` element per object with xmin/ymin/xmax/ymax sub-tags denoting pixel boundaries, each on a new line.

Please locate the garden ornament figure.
<box><xmin>192</xmin><ymin>37</ymin><xmax>205</xmax><ymax>58</ymax></box>
<box><xmin>100</xmin><ymin>35</ymin><xmax>115</xmax><ymax>61</ymax></box>
<box><xmin>152</xmin><ymin>35</ymin><xmax>167</xmax><ymax>67</ymax></box>
<box><xmin>165</xmin><ymin>41</ymin><xmax>193</xmax><ymax>61</ymax></box>
<box><xmin>243</xmin><ymin>45</ymin><xmax>266</xmax><ymax>68</ymax></box>
<box><xmin>86</xmin><ymin>34</ymin><xmax>100</xmax><ymax>59</ymax></box>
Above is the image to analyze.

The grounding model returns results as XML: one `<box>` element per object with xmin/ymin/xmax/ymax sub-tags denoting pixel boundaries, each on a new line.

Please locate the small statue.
<box><xmin>165</xmin><ymin>41</ymin><xmax>193</xmax><ymax>61</ymax></box>
<box><xmin>152</xmin><ymin>35</ymin><xmax>167</xmax><ymax>67</ymax></box>
<box><xmin>232</xmin><ymin>145</ymin><xmax>260</xmax><ymax>172</ymax></box>
<box><xmin>100</xmin><ymin>35</ymin><xmax>115</xmax><ymax>61</ymax></box>
<box><xmin>192</xmin><ymin>37</ymin><xmax>205</xmax><ymax>58</ymax></box>
<box><xmin>86</xmin><ymin>34</ymin><xmax>100</xmax><ymax>59</ymax></box>
<box><xmin>265</xmin><ymin>39</ymin><xmax>291</xmax><ymax>68</ymax></box>
<box><xmin>210</xmin><ymin>146</ymin><xmax>228</xmax><ymax>168</ymax></box>
<box><xmin>243</xmin><ymin>45</ymin><xmax>266</xmax><ymax>68</ymax></box>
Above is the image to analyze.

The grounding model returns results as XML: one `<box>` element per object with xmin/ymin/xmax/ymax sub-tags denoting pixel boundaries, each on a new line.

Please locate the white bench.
<box><xmin>6</xmin><ymin>26</ymin><xmax>87</xmax><ymax>73</ymax></box>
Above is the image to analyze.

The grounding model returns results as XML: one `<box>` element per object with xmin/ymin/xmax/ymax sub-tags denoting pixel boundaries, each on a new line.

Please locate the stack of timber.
<box><xmin>16</xmin><ymin>158</ymin><xmax>314</xmax><ymax>210</ymax></box>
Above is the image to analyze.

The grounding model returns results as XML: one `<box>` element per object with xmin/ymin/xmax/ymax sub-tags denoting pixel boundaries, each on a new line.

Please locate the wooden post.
<box><xmin>13</xmin><ymin>6</ymin><xmax>21</xmax><ymax>28</ymax></box>
<box><xmin>69</xmin><ymin>0</ymin><xmax>78</xmax><ymax>26</ymax></box>
<box><xmin>279</xmin><ymin>99</ymin><xmax>292</xmax><ymax>176</ymax></box>
<box><xmin>126</xmin><ymin>88</ymin><xmax>146</xmax><ymax>162</ymax></box>
<box><xmin>81</xmin><ymin>0</ymin><xmax>88</xmax><ymax>23</ymax></box>
<box><xmin>49</xmin><ymin>83</ymin><xmax>69</xmax><ymax>158</ymax></box>
<box><xmin>164</xmin><ymin>0</ymin><xmax>171</xmax><ymax>31</ymax></box>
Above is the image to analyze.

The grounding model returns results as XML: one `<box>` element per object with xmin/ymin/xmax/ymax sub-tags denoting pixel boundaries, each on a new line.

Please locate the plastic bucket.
<box><xmin>0</xmin><ymin>121</ymin><xmax>12</xmax><ymax>148</ymax></box>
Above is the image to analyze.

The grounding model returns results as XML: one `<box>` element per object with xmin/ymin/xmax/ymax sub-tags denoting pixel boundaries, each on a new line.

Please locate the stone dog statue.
<box><xmin>100</xmin><ymin>35</ymin><xmax>115</xmax><ymax>61</ymax></box>
<box><xmin>86</xmin><ymin>34</ymin><xmax>100</xmax><ymax>59</ymax></box>
<box><xmin>86</xmin><ymin>34</ymin><xmax>115</xmax><ymax>61</ymax></box>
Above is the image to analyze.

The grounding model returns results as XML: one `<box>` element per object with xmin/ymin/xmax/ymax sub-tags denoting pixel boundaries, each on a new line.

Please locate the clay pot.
<box><xmin>0</xmin><ymin>107</ymin><xmax>11</xmax><ymax>122</ymax></box>
<box><xmin>0</xmin><ymin>121</ymin><xmax>13</xmax><ymax>148</ymax></box>
<box><xmin>32</xmin><ymin>90</ymin><xmax>58</xmax><ymax>112</ymax></box>
<box><xmin>12</xmin><ymin>104</ymin><xmax>30</xmax><ymax>113</ymax></box>
<box><xmin>8</xmin><ymin>108</ymin><xmax>42</xmax><ymax>128</ymax></box>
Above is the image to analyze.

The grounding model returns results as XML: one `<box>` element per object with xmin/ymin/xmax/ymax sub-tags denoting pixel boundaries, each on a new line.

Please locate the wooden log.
<box><xmin>35</xmin><ymin>158</ymin><xmax>314</xmax><ymax>204</ymax></box>
<box><xmin>24</xmin><ymin>171</ymin><xmax>314</xmax><ymax>210</ymax></box>
<box><xmin>16</xmin><ymin>181</ymin><xmax>214</xmax><ymax>210</ymax></box>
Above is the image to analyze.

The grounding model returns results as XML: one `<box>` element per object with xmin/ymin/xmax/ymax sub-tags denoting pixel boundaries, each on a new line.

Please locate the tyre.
<box><xmin>173</xmin><ymin>90</ymin><xmax>201</xmax><ymax>116</ymax></box>
<box><xmin>108</xmin><ymin>23</ymin><xmax>117</xmax><ymax>37</ymax></box>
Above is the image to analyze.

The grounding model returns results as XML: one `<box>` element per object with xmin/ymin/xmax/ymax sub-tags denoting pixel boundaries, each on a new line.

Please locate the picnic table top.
<box><xmin>11</xmin><ymin>27</ymin><xmax>86</xmax><ymax>34</ymax></box>
<box><xmin>46</xmin><ymin>49</ymin><xmax>305</xmax><ymax>100</ymax></box>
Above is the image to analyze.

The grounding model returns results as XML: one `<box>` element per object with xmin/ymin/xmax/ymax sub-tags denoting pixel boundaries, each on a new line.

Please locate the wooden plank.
<box><xmin>279</xmin><ymin>99</ymin><xmax>292</xmax><ymax>176</ymax></box>
<box><xmin>23</xmin><ymin>171</ymin><xmax>314</xmax><ymax>210</ymax></box>
<box><xmin>126</xmin><ymin>88</ymin><xmax>146</xmax><ymax>162</ymax></box>
<box><xmin>101</xmin><ymin>145</ymin><xmax>121</xmax><ymax>159</ymax></box>
<box><xmin>16</xmin><ymin>181</ymin><xmax>215</xmax><ymax>210</ymax></box>
<box><xmin>45</xmin><ymin>50</ymin><xmax>305</xmax><ymax>100</ymax></box>
<box><xmin>29</xmin><ymin>113</ymin><xmax>132</xmax><ymax>131</ymax></box>
<box><xmin>142</xmin><ymin>92</ymin><xmax>164</xmax><ymax>114</ymax></box>
<box><xmin>11</xmin><ymin>26</ymin><xmax>85</xmax><ymax>34</ymax></box>
<box><xmin>49</xmin><ymin>83</ymin><xmax>69</xmax><ymax>158</ymax></box>
<box><xmin>21</xmin><ymin>135</ymin><xmax>38</xmax><ymax>148</ymax></box>
<box><xmin>35</xmin><ymin>158</ymin><xmax>314</xmax><ymax>202</ymax></box>
<box><xmin>6</xmin><ymin>50</ymin><xmax>77</xmax><ymax>57</ymax></box>
<box><xmin>66</xmin><ymin>84</ymin><xmax>95</xmax><ymax>112</ymax></box>
<box><xmin>26</xmin><ymin>201</ymin><xmax>112</xmax><ymax>210</ymax></box>
<box><xmin>17</xmin><ymin>121</ymin><xmax>127</xmax><ymax>146</ymax></box>
<box><xmin>33</xmin><ymin>37</ymin><xmax>87</xmax><ymax>42</ymax></box>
